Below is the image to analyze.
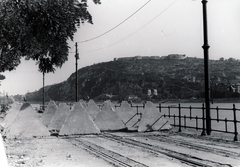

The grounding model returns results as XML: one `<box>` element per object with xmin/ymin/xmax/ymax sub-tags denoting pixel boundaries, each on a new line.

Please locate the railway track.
<box><xmin>100</xmin><ymin>133</ymin><xmax>233</xmax><ymax>167</ymax></box>
<box><xmin>166</xmin><ymin>132</ymin><xmax>240</xmax><ymax>148</ymax></box>
<box><xmin>63</xmin><ymin>136</ymin><xmax>148</xmax><ymax>167</ymax></box>
<box><xmin>135</xmin><ymin>133</ymin><xmax>240</xmax><ymax>158</ymax></box>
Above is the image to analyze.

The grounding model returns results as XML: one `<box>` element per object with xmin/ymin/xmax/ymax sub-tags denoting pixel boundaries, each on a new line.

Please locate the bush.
<box><xmin>0</xmin><ymin>104</ymin><xmax>9</xmax><ymax>113</ymax></box>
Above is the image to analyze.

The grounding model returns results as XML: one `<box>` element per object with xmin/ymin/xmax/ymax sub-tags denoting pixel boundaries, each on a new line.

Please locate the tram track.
<box><xmin>166</xmin><ymin>132</ymin><xmax>240</xmax><ymax>148</ymax></box>
<box><xmin>63</xmin><ymin>136</ymin><xmax>148</xmax><ymax>167</ymax></box>
<box><xmin>100</xmin><ymin>133</ymin><xmax>233</xmax><ymax>167</ymax></box>
<box><xmin>135</xmin><ymin>133</ymin><xmax>240</xmax><ymax>158</ymax></box>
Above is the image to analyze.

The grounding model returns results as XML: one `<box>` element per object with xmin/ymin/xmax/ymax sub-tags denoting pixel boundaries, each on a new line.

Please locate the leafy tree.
<box><xmin>0</xmin><ymin>74</ymin><xmax>5</xmax><ymax>80</ymax></box>
<box><xmin>0</xmin><ymin>0</ymin><xmax>101</xmax><ymax>75</ymax></box>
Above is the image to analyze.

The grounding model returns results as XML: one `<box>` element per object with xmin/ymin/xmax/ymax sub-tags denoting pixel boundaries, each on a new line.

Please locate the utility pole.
<box><xmin>42</xmin><ymin>72</ymin><xmax>45</xmax><ymax>111</ymax></box>
<box><xmin>75</xmin><ymin>42</ymin><xmax>79</xmax><ymax>102</ymax></box>
<box><xmin>202</xmin><ymin>0</ymin><xmax>211</xmax><ymax>135</ymax></box>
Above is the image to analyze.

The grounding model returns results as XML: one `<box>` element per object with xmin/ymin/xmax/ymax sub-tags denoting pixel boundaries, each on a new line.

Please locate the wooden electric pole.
<box><xmin>75</xmin><ymin>42</ymin><xmax>79</xmax><ymax>102</ymax></box>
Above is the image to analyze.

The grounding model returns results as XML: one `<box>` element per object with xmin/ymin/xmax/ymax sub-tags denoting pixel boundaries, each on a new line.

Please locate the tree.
<box><xmin>0</xmin><ymin>74</ymin><xmax>5</xmax><ymax>80</ymax></box>
<box><xmin>0</xmin><ymin>0</ymin><xmax>101</xmax><ymax>75</ymax></box>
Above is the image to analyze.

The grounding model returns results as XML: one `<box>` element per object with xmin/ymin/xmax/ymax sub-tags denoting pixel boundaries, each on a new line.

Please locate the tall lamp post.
<box><xmin>75</xmin><ymin>42</ymin><xmax>79</xmax><ymax>102</ymax></box>
<box><xmin>202</xmin><ymin>0</ymin><xmax>211</xmax><ymax>135</ymax></box>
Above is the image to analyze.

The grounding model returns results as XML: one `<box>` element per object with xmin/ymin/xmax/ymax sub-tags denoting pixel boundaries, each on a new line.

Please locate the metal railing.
<box><xmin>96</xmin><ymin>101</ymin><xmax>240</xmax><ymax>141</ymax></box>
<box><xmin>114</xmin><ymin>102</ymin><xmax>240</xmax><ymax>141</ymax></box>
<box><xmin>157</xmin><ymin>103</ymin><xmax>240</xmax><ymax>141</ymax></box>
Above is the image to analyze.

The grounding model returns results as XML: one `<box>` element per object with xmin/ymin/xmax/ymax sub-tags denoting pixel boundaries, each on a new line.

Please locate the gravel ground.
<box><xmin>3</xmin><ymin>128</ymin><xmax>240</xmax><ymax>167</ymax></box>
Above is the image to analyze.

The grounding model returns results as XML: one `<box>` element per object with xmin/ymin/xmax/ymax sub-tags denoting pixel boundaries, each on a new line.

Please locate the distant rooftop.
<box><xmin>114</xmin><ymin>54</ymin><xmax>186</xmax><ymax>61</ymax></box>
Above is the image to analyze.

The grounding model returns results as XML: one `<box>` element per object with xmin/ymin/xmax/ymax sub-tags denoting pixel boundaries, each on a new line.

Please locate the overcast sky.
<box><xmin>1</xmin><ymin>0</ymin><xmax>240</xmax><ymax>95</ymax></box>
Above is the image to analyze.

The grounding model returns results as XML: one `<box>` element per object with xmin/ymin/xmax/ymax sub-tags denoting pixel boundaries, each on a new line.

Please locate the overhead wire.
<box><xmin>83</xmin><ymin>0</ymin><xmax>178</xmax><ymax>53</ymax></box>
<box><xmin>77</xmin><ymin>0</ymin><xmax>152</xmax><ymax>43</ymax></box>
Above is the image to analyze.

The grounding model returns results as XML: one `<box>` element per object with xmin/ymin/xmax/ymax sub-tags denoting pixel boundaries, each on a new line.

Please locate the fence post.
<box><xmin>216</xmin><ymin>106</ymin><xmax>219</xmax><ymax>122</ymax></box>
<box><xmin>201</xmin><ymin>103</ymin><xmax>206</xmax><ymax>136</ymax></box>
<box><xmin>196</xmin><ymin>116</ymin><xmax>198</xmax><ymax>130</ymax></box>
<box><xmin>189</xmin><ymin>106</ymin><xmax>192</xmax><ymax>120</ymax></box>
<box><xmin>225</xmin><ymin>118</ymin><xmax>228</xmax><ymax>132</ymax></box>
<box><xmin>174</xmin><ymin>114</ymin><xmax>176</xmax><ymax>127</ymax></box>
<box><xmin>178</xmin><ymin>103</ymin><xmax>181</xmax><ymax>132</ymax></box>
<box><xmin>168</xmin><ymin>106</ymin><xmax>170</xmax><ymax>118</ymax></box>
<box><xmin>159</xmin><ymin>103</ymin><xmax>161</xmax><ymax>113</ymax></box>
<box><xmin>184</xmin><ymin>115</ymin><xmax>186</xmax><ymax>128</ymax></box>
<box><xmin>233</xmin><ymin>104</ymin><xmax>238</xmax><ymax>141</ymax></box>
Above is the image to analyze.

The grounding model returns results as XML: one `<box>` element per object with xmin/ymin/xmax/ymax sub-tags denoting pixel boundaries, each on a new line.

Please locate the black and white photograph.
<box><xmin>1</xmin><ymin>0</ymin><xmax>240</xmax><ymax>166</ymax></box>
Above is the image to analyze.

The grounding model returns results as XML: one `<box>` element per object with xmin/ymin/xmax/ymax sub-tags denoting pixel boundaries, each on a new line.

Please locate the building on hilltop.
<box><xmin>160</xmin><ymin>54</ymin><xmax>186</xmax><ymax>60</ymax></box>
<box><xmin>135</xmin><ymin>56</ymin><xmax>142</xmax><ymax>59</ymax></box>
<box><xmin>141</xmin><ymin>56</ymin><xmax>160</xmax><ymax>59</ymax></box>
<box><xmin>114</xmin><ymin>54</ymin><xmax>185</xmax><ymax>61</ymax></box>
<box><xmin>150</xmin><ymin>56</ymin><xmax>160</xmax><ymax>59</ymax></box>
<box><xmin>168</xmin><ymin>54</ymin><xmax>186</xmax><ymax>59</ymax></box>
<box><xmin>116</xmin><ymin>57</ymin><xmax>136</xmax><ymax>61</ymax></box>
<box><xmin>160</xmin><ymin>56</ymin><xmax>168</xmax><ymax>59</ymax></box>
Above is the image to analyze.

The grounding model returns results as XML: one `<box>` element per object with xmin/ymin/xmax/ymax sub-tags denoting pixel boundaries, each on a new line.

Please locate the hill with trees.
<box><xmin>25</xmin><ymin>57</ymin><xmax>240</xmax><ymax>102</ymax></box>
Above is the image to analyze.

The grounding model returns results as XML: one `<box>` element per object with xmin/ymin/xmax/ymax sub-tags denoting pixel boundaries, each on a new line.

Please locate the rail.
<box><xmin>155</xmin><ymin>103</ymin><xmax>240</xmax><ymax>141</ymax></box>
<box><xmin>113</xmin><ymin>102</ymin><xmax>240</xmax><ymax>141</ymax></box>
<box><xmin>94</xmin><ymin>101</ymin><xmax>240</xmax><ymax>141</ymax></box>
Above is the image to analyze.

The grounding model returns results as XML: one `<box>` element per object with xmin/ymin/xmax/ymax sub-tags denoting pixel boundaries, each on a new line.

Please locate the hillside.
<box><xmin>25</xmin><ymin>57</ymin><xmax>240</xmax><ymax>102</ymax></box>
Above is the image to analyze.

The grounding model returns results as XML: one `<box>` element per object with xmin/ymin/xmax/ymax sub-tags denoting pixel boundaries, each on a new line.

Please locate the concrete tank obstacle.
<box><xmin>59</xmin><ymin>103</ymin><xmax>100</xmax><ymax>136</ymax></box>
<box><xmin>94</xmin><ymin>102</ymin><xmax>127</xmax><ymax>131</ymax></box>
<box><xmin>138</xmin><ymin>101</ymin><xmax>171</xmax><ymax>132</ymax></box>
<box><xmin>6</xmin><ymin>103</ymin><xmax>50</xmax><ymax>139</ymax></box>
<box><xmin>79</xmin><ymin>99</ymin><xmax>87</xmax><ymax>108</ymax></box>
<box><xmin>41</xmin><ymin>100</ymin><xmax>58</xmax><ymax>127</ymax></box>
<box><xmin>1</xmin><ymin>102</ymin><xmax>22</xmax><ymax>136</ymax></box>
<box><xmin>101</xmin><ymin>100</ymin><xmax>115</xmax><ymax>112</ymax></box>
<box><xmin>116</xmin><ymin>101</ymin><xmax>140</xmax><ymax>129</ymax></box>
<box><xmin>48</xmin><ymin>103</ymin><xmax>70</xmax><ymax>131</ymax></box>
<box><xmin>0</xmin><ymin>134</ymin><xmax>9</xmax><ymax>167</ymax></box>
<box><xmin>86</xmin><ymin>99</ymin><xmax>100</xmax><ymax>120</ymax></box>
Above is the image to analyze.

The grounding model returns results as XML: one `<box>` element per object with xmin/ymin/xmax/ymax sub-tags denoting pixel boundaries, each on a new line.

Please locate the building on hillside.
<box><xmin>150</xmin><ymin>56</ymin><xmax>160</xmax><ymax>59</ymax></box>
<box><xmin>146</xmin><ymin>89</ymin><xmax>158</xmax><ymax>97</ymax></box>
<box><xmin>142</xmin><ymin>56</ymin><xmax>151</xmax><ymax>59</ymax></box>
<box><xmin>147</xmin><ymin>89</ymin><xmax>151</xmax><ymax>96</ymax></box>
<box><xmin>236</xmin><ymin>83</ymin><xmax>240</xmax><ymax>93</ymax></box>
<box><xmin>192</xmin><ymin>76</ymin><xmax>196</xmax><ymax>83</ymax></box>
<box><xmin>160</xmin><ymin>56</ymin><xmax>168</xmax><ymax>59</ymax></box>
<box><xmin>168</xmin><ymin>54</ymin><xmax>186</xmax><ymax>59</ymax></box>
<box><xmin>114</xmin><ymin>54</ymin><xmax>185</xmax><ymax>61</ymax></box>
<box><xmin>135</xmin><ymin>56</ymin><xmax>142</xmax><ymax>59</ymax></box>
<box><xmin>153</xmin><ymin>89</ymin><xmax>158</xmax><ymax>96</ymax></box>
<box><xmin>185</xmin><ymin>75</ymin><xmax>196</xmax><ymax>83</ymax></box>
<box><xmin>117</xmin><ymin>57</ymin><xmax>135</xmax><ymax>61</ymax></box>
<box><xmin>231</xmin><ymin>86</ymin><xmax>236</xmax><ymax>93</ymax></box>
<box><xmin>128</xmin><ymin>95</ymin><xmax>138</xmax><ymax>101</ymax></box>
<box><xmin>160</xmin><ymin>54</ymin><xmax>186</xmax><ymax>60</ymax></box>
